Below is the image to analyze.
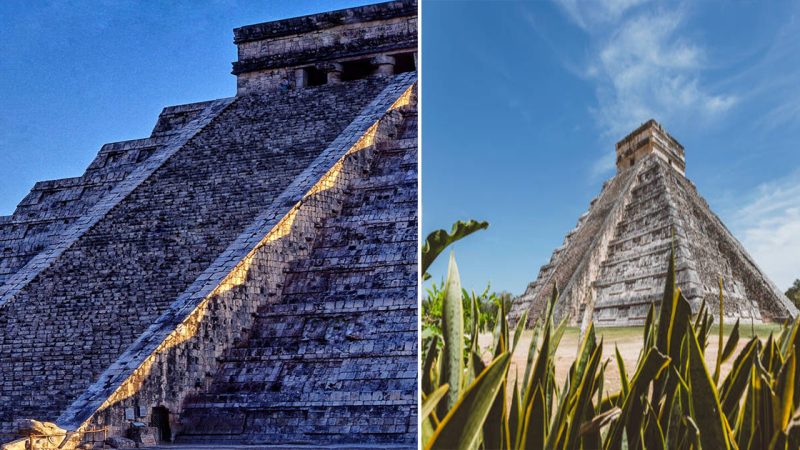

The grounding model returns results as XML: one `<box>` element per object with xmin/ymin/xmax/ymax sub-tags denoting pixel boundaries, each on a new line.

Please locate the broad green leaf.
<box><xmin>421</xmin><ymin>220</ymin><xmax>488</xmax><ymax>277</ymax></box>
<box><xmin>426</xmin><ymin>353</ymin><xmax>511</xmax><ymax>450</ymax></box>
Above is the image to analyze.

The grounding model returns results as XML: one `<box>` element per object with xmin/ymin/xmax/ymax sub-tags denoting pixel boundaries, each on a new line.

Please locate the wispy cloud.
<box><xmin>554</xmin><ymin>0</ymin><xmax>649</xmax><ymax>30</ymax></box>
<box><xmin>729</xmin><ymin>170</ymin><xmax>800</xmax><ymax>290</ymax></box>
<box><xmin>553</xmin><ymin>1</ymin><xmax>737</xmax><ymax>173</ymax></box>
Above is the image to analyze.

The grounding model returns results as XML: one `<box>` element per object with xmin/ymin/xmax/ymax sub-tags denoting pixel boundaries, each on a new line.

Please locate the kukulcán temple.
<box><xmin>0</xmin><ymin>1</ymin><xmax>417</xmax><ymax>448</ymax></box>
<box><xmin>509</xmin><ymin>119</ymin><xmax>798</xmax><ymax>329</ymax></box>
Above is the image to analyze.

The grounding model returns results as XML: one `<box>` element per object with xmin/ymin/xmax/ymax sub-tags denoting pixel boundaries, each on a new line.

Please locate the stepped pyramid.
<box><xmin>0</xmin><ymin>1</ymin><xmax>417</xmax><ymax>448</ymax></box>
<box><xmin>509</xmin><ymin>120</ymin><xmax>798</xmax><ymax>328</ymax></box>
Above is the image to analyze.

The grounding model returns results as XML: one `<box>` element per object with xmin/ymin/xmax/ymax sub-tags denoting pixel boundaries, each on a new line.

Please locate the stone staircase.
<box><xmin>175</xmin><ymin>108</ymin><xmax>417</xmax><ymax>445</ymax></box>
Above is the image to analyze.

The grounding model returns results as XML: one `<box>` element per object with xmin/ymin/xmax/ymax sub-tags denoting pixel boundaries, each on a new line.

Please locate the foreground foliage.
<box><xmin>421</xmin><ymin>221</ymin><xmax>800</xmax><ymax>450</ymax></box>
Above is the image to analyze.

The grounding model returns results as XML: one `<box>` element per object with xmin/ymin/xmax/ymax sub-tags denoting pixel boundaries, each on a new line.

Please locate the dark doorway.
<box><xmin>305</xmin><ymin>66</ymin><xmax>327</xmax><ymax>86</ymax></box>
<box><xmin>151</xmin><ymin>406</ymin><xmax>172</xmax><ymax>442</ymax></box>
<box><xmin>341</xmin><ymin>59</ymin><xmax>374</xmax><ymax>81</ymax></box>
<box><xmin>392</xmin><ymin>52</ymin><xmax>416</xmax><ymax>73</ymax></box>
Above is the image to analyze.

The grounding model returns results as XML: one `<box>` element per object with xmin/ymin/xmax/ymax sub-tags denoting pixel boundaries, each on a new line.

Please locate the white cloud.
<box><xmin>552</xmin><ymin>1</ymin><xmax>737</xmax><ymax>174</ymax></box>
<box><xmin>590</xmin><ymin>8</ymin><xmax>736</xmax><ymax>138</ymax></box>
<box><xmin>730</xmin><ymin>170</ymin><xmax>800</xmax><ymax>290</ymax></box>
<box><xmin>554</xmin><ymin>0</ymin><xmax>649</xmax><ymax>30</ymax></box>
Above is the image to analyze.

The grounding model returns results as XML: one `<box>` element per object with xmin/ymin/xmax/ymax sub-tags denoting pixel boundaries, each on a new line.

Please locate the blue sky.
<box><xmin>0</xmin><ymin>0</ymin><xmax>373</xmax><ymax>213</ymax></box>
<box><xmin>422</xmin><ymin>0</ymin><xmax>800</xmax><ymax>294</ymax></box>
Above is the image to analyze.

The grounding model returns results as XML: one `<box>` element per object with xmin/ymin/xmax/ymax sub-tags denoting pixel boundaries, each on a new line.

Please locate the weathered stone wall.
<box><xmin>57</xmin><ymin>80</ymin><xmax>416</xmax><ymax>447</ymax></box>
<box><xmin>0</xmin><ymin>100</ymin><xmax>225</xmax><ymax>288</ymax></box>
<box><xmin>0</xmin><ymin>75</ymin><xmax>406</xmax><ymax>441</ymax></box>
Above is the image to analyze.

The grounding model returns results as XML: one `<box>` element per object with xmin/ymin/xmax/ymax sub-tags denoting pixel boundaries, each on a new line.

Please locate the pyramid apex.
<box><xmin>615</xmin><ymin>119</ymin><xmax>685</xmax><ymax>175</ymax></box>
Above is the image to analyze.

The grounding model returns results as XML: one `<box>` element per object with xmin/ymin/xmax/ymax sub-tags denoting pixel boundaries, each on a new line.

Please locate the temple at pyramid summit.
<box><xmin>0</xmin><ymin>1</ymin><xmax>416</xmax><ymax>448</ymax></box>
<box><xmin>509</xmin><ymin>119</ymin><xmax>798</xmax><ymax>329</ymax></box>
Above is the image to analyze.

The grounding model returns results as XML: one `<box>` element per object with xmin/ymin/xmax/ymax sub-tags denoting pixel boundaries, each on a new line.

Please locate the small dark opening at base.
<box><xmin>151</xmin><ymin>406</ymin><xmax>172</xmax><ymax>443</ymax></box>
<box><xmin>305</xmin><ymin>67</ymin><xmax>327</xmax><ymax>86</ymax></box>
<box><xmin>393</xmin><ymin>52</ymin><xmax>416</xmax><ymax>73</ymax></box>
<box><xmin>341</xmin><ymin>59</ymin><xmax>374</xmax><ymax>81</ymax></box>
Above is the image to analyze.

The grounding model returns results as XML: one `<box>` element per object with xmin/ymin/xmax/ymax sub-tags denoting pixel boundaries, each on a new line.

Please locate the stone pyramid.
<box><xmin>509</xmin><ymin>120</ymin><xmax>798</xmax><ymax>328</ymax></box>
<box><xmin>0</xmin><ymin>1</ymin><xmax>417</xmax><ymax>447</ymax></box>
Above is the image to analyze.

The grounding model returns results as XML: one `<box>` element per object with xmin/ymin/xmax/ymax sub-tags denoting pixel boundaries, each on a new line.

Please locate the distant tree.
<box><xmin>787</xmin><ymin>279</ymin><xmax>800</xmax><ymax>309</ymax></box>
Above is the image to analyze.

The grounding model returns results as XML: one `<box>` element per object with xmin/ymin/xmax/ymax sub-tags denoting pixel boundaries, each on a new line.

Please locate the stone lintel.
<box><xmin>231</xmin><ymin>0</ymin><xmax>417</xmax><ymax>95</ymax></box>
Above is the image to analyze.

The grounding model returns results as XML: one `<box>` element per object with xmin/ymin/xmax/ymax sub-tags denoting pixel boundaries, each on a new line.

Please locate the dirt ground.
<box><xmin>478</xmin><ymin>323</ymin><xmax>782</xmax><ymax>405</ymax></box>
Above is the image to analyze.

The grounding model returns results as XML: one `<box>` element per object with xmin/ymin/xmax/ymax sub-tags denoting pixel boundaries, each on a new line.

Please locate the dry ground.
<box><xmin>479</xmin><ymin>323</ymin><xmax>782</xmax><ymax>405</ymax></box>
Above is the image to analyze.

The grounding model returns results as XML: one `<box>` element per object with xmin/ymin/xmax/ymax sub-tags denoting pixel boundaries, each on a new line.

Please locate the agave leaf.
<box><xmin>440</xmin><ymin>252</ymin><xmax>464</xmax><ymax>415</ymax></box>
<box><xmin>720</xmin><ymin>319</ymin><xmax>741</xmax><ymax>365</ymax></box>
<box><xmin>561</xmin><ymin>341</ymin><xmax>604</xmax><ymax>450</ymax></box>
<box><xmin>714</xmin><ymin>276</ymin><xmax>725</xmax><ymax>383</ymax></box>
<box><xmin>421</xmin><ymin>220</ymin><xmax>488</xmax><ymax>277</ymax></box>
<box><xmin>581</xmin><ymin>407</ymin><xmax>621</xmax><ymax>436</ymax></box>
<box><xmin>603</xmin><ymin>347</ymin><xmax>670</xmax><ymax>450</ymax></box>
<box><xmin>655</xmin><ymin>246</ymin><xmax>678</xmax><ymax>356</ymax></box>
<box><xmin>509</xmin><ymin>377</ymin><xmax>522</xmax><ymax>449</ymax></box>
<box><xmin>519</xmin><ymin>326</ymin><xmax>554</xmax><ymax>449</ymax></box>
<box><xmin>549</xmin><ymin>316</ymin><xmax>569</xmax><ymax>359</ymax></box>
<box><xmin>686</xmin><ymin>324</ymin><xmax>733</xmax><ymax>450</ymax></box>
<box><xmin>762</xmin><ymin>333</ymin><xmax>778</xmax><ymax>375</ymax></box>
<box><xmin>683</xmin><ymin>416</ymin><xmax>702</xmax><ymax>450</ymax></box>
<box><xmin>547</xmin><ymin>325</ymin><xmax>598</xmax><ymax>449</ymax></box>
<box><xmin>547</xmin><ymin>284</ymin><xmax>559</xmax><ymax>322</ymax></box>
<box><xmin>615</xmin><ymin>344</ymin><xmax>630</xmax><ymax>398</ymax></box>
<box><xmin>519</xmin><ymin>384</ymin><xmax>547</xmax><ymax>450</ymax></box>
<box><xmin>668</xmin><ymin>291</ymin><xmax>694</xmax><ymax>362</ymax></box>
<box><xmin>720</xmin><ymin>337</ymin><xmax>759</xmax><ymax>423</ymax></box>
<box><xmin>426</xmin><ymin>353</ymin><xmax>511</xmax><ymax>450</ymax></box>
<box><xmin>734</xmin><ymin>359</ymin><xmax>761</xmax><ymax>448</ymax></box>
<box><xmin>421</xmin><ymin>335</ymin><xmax>440</xmax><ymax>395</ymax></box>
<box><xmin>779</xmin><ymin>319</ymin><xmax>800</xmax><ymax>361</ymax></box>
<box><xmin>496</xmin><ymin>293</ymin><xmax>509</xmax><ymax>357</ymax></box>
<box><xmin>422</xmin><ymin>384</ymin><xmax>450</xmax><ymax>422</ymax></box>
<box><xmin>694</xmin><ymin>298</ymin><xmax>707</xmax><ymax>331</ymax></box>
<box><xmin>521</xmin><ymin>320</ymin><xmax>541</xmax><ymax>400</ymax></box>
<box><xmin>774</xmin><ymin>353</ymin><xmax>796</xmax><ymax>435</ymax></box>
<box><xmin>471</xmin><ymin>350</ymin><xmax>487</xmax><ymax>382</ymax></box>
<box><xmin>643</xmin><ymin>399</ymin><xmax>666</xmax><ymax>450</ymax></box>
<box><xmin>483</xmin><ymin>339</ymin><xmax>508</xmax><ymax>449</ymax></box>
<box><xmin>595</xmin><ymin>359</ymin><xmax>609</xmax><ymax>411</ymax></box>
<box><xmin>754</xmin><ymin>361</ymin><xmax>777</xmax><ymax>449</ymax></box>
<box><xmin>512</xmin><ymin>310</ymin><xmax>528</xmax><ymax>353</ymax></box>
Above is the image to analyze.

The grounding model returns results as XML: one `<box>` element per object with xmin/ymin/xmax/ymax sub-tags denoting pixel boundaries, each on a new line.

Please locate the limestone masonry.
<box><xmin>0</xmin><ymin>1</ymin><xmax>417</xmax><ymax>448</ymax></box>
<box><xmin>509</xmin><ymin>120</ymin><xmax>798</xmax><ymax>328</ymax></box>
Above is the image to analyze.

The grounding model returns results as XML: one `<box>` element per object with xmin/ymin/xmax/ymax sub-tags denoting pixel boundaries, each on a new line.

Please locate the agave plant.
<box><xmin>421</xmin><ymin>220</ymin><xmax>800</xmax><ymax>450</ymax></box>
